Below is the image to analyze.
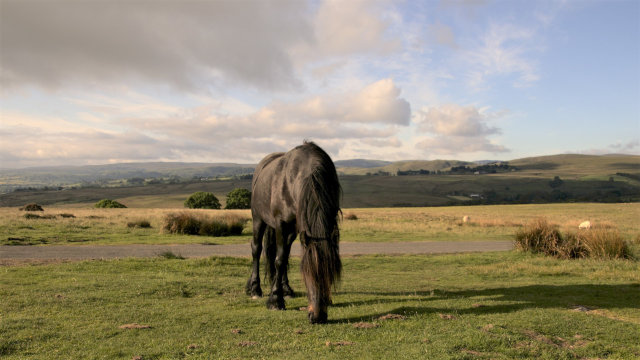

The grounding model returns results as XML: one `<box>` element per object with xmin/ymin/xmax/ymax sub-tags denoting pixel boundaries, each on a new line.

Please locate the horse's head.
<box><xmin>300</xmin><ymin>230</ymin><xmax>341</xmax><ymax>324</ymax></box>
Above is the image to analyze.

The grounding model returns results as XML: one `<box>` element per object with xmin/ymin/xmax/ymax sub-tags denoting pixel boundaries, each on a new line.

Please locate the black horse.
<box><xmin>246</xmin><ymin>141</ymin><xmax>342</xmax><ymax>324</ymax></box>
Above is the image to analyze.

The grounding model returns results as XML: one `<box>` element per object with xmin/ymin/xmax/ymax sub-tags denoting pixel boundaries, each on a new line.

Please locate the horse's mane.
<box><xmin>296</xmin><ymin>141</ymin><xmax>342</xmax><ymax>297</ymax></box>
<box><xmin>296</xmin><ymin>141</ymin><xmax>342</xmax><ymax>239</ymax></box>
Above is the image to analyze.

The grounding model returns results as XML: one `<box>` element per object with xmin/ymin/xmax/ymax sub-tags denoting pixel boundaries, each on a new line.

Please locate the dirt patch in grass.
<box><xmin>571</xmin><ymin>305</ymin><xmax>639</xmax><ymax>324</ymax></box>
<box><xmin>521</xmin><ymin>329</ymin><xmax>592</xmax><ymax>350</ymax></box>
<box><xmin>378</xmin><ymin>313</ymin><xmax>406</xmax><ymax>321</ymax></box>
<box><xmin>438</xmin><ymin>313</ymin><xmax>456</xmax><ymax>320</ymax></box>
<box><xmin>352</xmin><ymin>322</ymin><xmax>379</xmax><ymax>329</ymax></box>
<box><xmin>119</xmin><ymin>323</ymin><xmax>151</xmax><ymax>329</ymax></box>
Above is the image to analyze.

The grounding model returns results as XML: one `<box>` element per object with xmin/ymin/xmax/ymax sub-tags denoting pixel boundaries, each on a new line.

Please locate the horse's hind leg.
<box><xmin>246</xmin><ymin>218</ymin><xmax>266</xmax><ymax>298</ymax></box>
<box><xmin>266</xmin><ymin>224</ymin><xmax>292</xmax><ymax>310</ymax></box>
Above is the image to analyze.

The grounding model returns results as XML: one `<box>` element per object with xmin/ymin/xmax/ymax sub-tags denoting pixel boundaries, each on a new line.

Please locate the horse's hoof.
<box><xmin>251</xmin><ymin>295</ymin><xmax>260</xmax><ymax>300</ymax></box>
<box><xmin>308</xmin><ymin>311</ymin><xmax>328</xmax><ymax>324</ymax></box>
<box><xmin>283</xmin><ymin>288</ymin><xmax>295</xmax><ymax>299</ymax></box>
<box><xmin>266</xmin><ymin>297</ymin><xmax>285</xmax><ymax>310</ymax></box>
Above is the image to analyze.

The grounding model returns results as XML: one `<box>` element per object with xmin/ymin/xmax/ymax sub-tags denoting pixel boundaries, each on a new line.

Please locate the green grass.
<box><xmin>1</xmin><ymin>252</ymin><xmax>639</xmax><ymax>359</ymax></box>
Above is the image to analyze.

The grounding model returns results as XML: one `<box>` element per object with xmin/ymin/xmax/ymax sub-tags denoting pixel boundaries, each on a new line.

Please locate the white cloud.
<box><xmin>463</xmin><ymin>23</ymin><xmax>540</xmax><ymax>89</ymax></box>
<box><xmin>0</xmin><ymin>1</ymin><xmax>313</xmax><ymax>92</ymax></box>
<box><xmin>579</xmin><ymin>140</ymin><xmax>640</xmax><ymax>155</ymax></box>
<box><xmin>303</xmin><ymin>0</ymin><xmax>401</xmax><ymax>59</ymax></box>
<box><xmin>414</xmin><ymin>104</ymin><xmax>508</xmax><ymax>155</ymax></box>
<box><xmin>416</xmin><ymin>135</ymin><xmax>508</xmax><ymax>155</ymax></box>
<box><xmin>255</xmin><ymin>78</ymin><xmax>410</xmax><ymax>125</ymax></box>
<box><xmin>0</xmin><ymin>79</ymin><xmax>410</xmax><ymax>167</ymax></box>
<box><xmin>416</xmin><ymin>104</ymin><xmax>500</xmax><ymax>136</ymax></box>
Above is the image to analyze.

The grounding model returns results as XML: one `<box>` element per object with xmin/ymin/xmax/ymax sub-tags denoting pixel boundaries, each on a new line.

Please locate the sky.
<box><xmin>1</xmin><ymin>0</ymin><xmax>639</xmax><ymax>169</ymax></box>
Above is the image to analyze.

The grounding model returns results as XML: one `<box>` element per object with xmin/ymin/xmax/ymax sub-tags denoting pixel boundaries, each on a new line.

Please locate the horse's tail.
<box><xmin>264</xmin><ymin>227</ymin><xmax>276</xmax><ymax>285</ymax></box>
<box><xmin>298</xmin><ymin>143</ymin><xmax>342</xmax><ymax>295</ymax></box>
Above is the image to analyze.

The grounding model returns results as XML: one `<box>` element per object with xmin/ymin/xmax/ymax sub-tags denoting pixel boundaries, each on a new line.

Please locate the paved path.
<box><xmin>0</xmin><ymin>241</ymin><xmax>513</xmax><ymax>263</ymax></box>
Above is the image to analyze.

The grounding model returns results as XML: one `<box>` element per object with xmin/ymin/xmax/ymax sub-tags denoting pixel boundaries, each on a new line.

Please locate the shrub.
<box><xmin>95</xmin><ymin>199</ymin><xmax>127</xmax><ymax>208</ymax></box>
<box><xmin>20</xmin><ymin>203</ymin><xmax>44</xmax><ymax>211</ymax></box>
<box><xmin>59</xmin><ymin>213</ymin><xmax>76</xmax><ymax>218</ymax></box>
<box><xmin>345</xmin><ymin>213</ymin><xmax>358</xmax><ymax>220</ymax></box>
<box><xmin>163</xmin><ymin>212</ymin><xmax>247</xmax><ymax>236</ymax></box>
<box><xmin>184</xmin><ymin>192</ymin><xmax>221</xmax><ymax>209</ymax></box>
<box><xmin>515</xmin><ymin>218</ymin><xmax>632</xmax><ymax>260</ymax></box>
<box><xmin>225</xmin><ymin>188</ymin><xmax>251</xmax><ymax>209</ymax></box>
<box><xmin>159</xmin><ymin>251</ymin><xmax>185</xmax><ymax>260</ymax></box>
<box><xmin>127</xmin><ymin>220</ymin><xmax>152</xmax><ymax>229</ymax></box>
<box><xmin>23</xmin><ymin>213</ymin><xmax>56</xmax><ymax>220</ymax></box>
<box><xmin>575</xmin><ymin>229</ymin><xmax>631</xmax><ymax>260</ymax></box>
<box><xmin>514</xmin><ymin>218</ymin><xmax>564</xmax><ymax>257</ymax></box>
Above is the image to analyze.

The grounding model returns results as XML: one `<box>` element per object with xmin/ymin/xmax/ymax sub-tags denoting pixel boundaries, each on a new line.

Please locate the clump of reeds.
<box><xmin>23</xmin><ymin>213</ymin><xmax>57</xmax><ymax>220</ymax></box>
<box><xmin>514</xmin><ymin>218</ymin><xmax>564</xmax><ymax>257</ymax></box>
<box><xmin>344</xmin><ymin>213</ymin><xmax>358</xmax><ymax>220</ymax></box>
<box><xmin>571</xmin><ymin>228</ymin><xmax>631</xmax><ymax>260</ymax></box>
<box><xmin>127</xmin><ymin>220</ymin><xmax>152</xmax><ymax>229</ymax></box>
<box><xmin>162</xmin><ymin>212</ymin><xmax>247</xmax><ymax>236</ymax></box>
<box><xmin>158</xmin><ymin>251</ymin><xmax>185</xmax><ymax>260</ymax></box>
<box><xmin>20</xmin><ymin>203</ymin><xmax>44</xmax><ymax>211</ymax></box>
<box><xmin>515</xmin><ymin>218</ymin><xmax>631</xmax><ymax>260</ymax></box>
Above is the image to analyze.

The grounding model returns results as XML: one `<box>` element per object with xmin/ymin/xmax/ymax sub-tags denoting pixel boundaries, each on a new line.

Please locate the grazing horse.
<box><xmin>246</xmin><ymin>141</ymin><xmax>342</xmax><ymax>324</ymax></box>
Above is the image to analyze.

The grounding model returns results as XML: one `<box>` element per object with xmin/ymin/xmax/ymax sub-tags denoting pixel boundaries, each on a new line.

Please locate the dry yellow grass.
<box><xmin>1</xmin><ymin>203</ymin><xmax>638</xmax><ymax>245</ymax></box>
<box><xmin>340</xmin><ymin>203</ymin><xmax>639</xmax><ymax>243</ymax></box>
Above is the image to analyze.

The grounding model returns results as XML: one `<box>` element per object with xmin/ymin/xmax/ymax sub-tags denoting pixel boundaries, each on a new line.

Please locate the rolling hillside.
<box><xmin>1</xmin><ymin>154</ymin><xmax>638</xmax><ymax>208</ymax></box>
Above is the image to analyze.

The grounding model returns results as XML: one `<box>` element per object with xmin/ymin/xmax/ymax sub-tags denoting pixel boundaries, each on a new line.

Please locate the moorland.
<box><xmin>1</xmin><ymin>153</ymin><xmax>639</xmax><ymax>208</ymax></box>
<box><xmin>1</xmin><ymin>153</ymin><xmax>639</xmax><ymax>359</ymax></box>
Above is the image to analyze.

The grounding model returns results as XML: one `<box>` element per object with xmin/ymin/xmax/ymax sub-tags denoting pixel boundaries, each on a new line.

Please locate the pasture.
<box><xmin>1</xmin><ymin>253</ymin><xmax>639</xmax><ymax>359</ymax></box>
<box><xmin>1</xmin><ymin>203</ymin><xmax>638</xmax><ymax>246</ymax></box>
<box><xmin>1</xmin><ymin>202</ymin><xmax>639</xmax><ymax>358</ymax></box>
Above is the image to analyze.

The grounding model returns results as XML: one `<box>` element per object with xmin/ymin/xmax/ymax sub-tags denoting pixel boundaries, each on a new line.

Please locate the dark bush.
<box><xmin>225</xmin><ymin>188</ymin><xmax>251</xmax><ymax>209</ymax></box>
<box><xmin>158</xmin><ymin>251</ymin><xmax>185</xmax><ymax>260</ymax></box>
<box><xmin>23</xmin><ymin>213</ymin><xmax>56</xmax><ymax>220</ymax></box>
<box><xmin>20</xmin><ymin>203</ymin><xmax>44</xmax><ymax>211</ymax></box>
<box><xmin>515</xmin><ymin>218</ymin><xmax>564</xmax><ymax>257</ymax></box>
<box><xmin>95</xmin><ymin>199</ymin><xmax>127</xmax><ymax>208</ymax></box>
<box><xmin>184</xmin><ymin>192</ymin><xmax>221</xmax><ymax>209</ymax></box>
<box><xmin>127</xmin><ymin>220</ymin><xmax>152</xmax><ymax>228</ymax></box>
<box><xmin>163</xmin><ymin>212</ymin><xmax>246</xmax><ymax>236</ymax></box>
<box><xmin>345</xmin><ymin>213</ymin><xmax>358</xmax><ymax>220</ymax></box>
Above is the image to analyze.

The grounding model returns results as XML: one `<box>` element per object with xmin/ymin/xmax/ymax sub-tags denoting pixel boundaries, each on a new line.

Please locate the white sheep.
<box><xmin>579</xmin><ymin>221</ymin><xmax>591</xmax><ymax>230</ymax></box>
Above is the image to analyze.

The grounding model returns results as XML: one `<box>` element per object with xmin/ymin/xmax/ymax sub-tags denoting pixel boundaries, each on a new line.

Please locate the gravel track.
<box><xmin>0</xmin><ymin>240</ymin><xmax>513</xmax><ymax>265</ymax></box>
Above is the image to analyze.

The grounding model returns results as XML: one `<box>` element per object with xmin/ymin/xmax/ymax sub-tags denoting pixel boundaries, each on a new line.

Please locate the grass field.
<box><xmin>1</xmin><ymin>203</ymin><xmax>639</xmax><ymax>246</ymax></box>
<box><xmin>1</xmin><ymin>252</ymin><xmax>639</xmax><ymax>359</ymax></box>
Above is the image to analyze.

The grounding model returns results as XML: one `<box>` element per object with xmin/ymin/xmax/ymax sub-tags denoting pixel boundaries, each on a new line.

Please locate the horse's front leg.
<box><xmin>266</xmin><ymin>225</ymin><xmax>289</xmax><ymax>310</ymax></box>
<box><xmin>281</xmin><ymin>232</ymin><xmax>296</xmax><ymax>298</ymax></box>
<box><xmin>246</xmin><ymin>219</ymin><xmax>266</xmax><ymax>298</ymax></box>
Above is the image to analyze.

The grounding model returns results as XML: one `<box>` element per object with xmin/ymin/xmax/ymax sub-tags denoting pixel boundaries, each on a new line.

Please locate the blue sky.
<box><xmin>1</xmin><ymin>0</ymin><xmax>638</xmax><ymax>168</ymax></box>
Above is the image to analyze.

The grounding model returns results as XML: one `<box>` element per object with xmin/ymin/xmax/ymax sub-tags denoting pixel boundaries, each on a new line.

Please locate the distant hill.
<box><xmin>0</xmin><ymin>162</ymin><xmax>255</xmax><ymax>193</ymax></box>
<box><xmin>1</xmin><ymin>153</ymin><xmax>638</xmax><ymax>207</ymax></box>
<box><xmin>509</xmin><ymin>154</ymin><xmax>639</xmax><ymax>178</ymax></box>
<box><xmin>334</xmin><ymin>159</ymin><xmax>392</xmax><ymax>168</ymax></box>
<box><xmin>1</xmin><ymin>154</ymin><xmax>638</xmax><ymax>197</ymax></box>
<box><xmin>337</xmin><ymin>159</ymin><xmax>472</xmax><ymax>175</ymax></box>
